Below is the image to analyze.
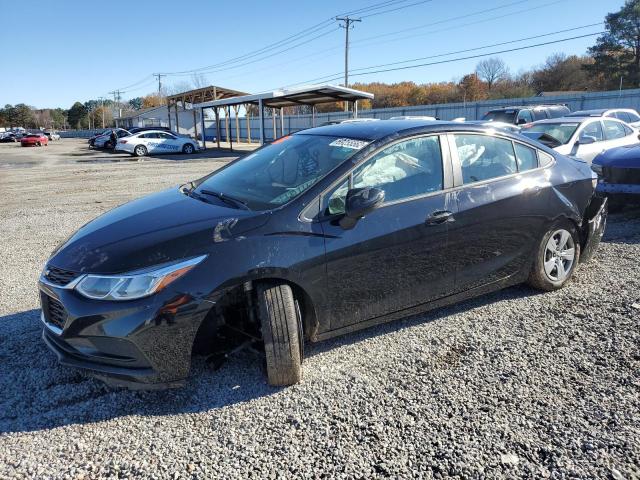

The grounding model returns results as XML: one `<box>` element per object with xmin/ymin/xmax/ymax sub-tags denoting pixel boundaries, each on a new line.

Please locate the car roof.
<box><xmin>294</xmin><ymin>119</ymin><xmax>522</xmax><ymax>141</ymax></box>
<box><xmin>567</xmin><ymin>108</ymin><xmax>637</xmax><ymax>117</ymax></box>
<box><xmin>487</xmin><ymin>104</ymin><xmax>567</xmax><ymax>112</ymax></box>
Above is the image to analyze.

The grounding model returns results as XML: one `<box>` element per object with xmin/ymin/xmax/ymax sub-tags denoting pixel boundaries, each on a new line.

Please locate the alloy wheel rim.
<box><xmin>543</xmin><ymin>229</ymin><xmax>575</xmax><ymax>282</ymax></box>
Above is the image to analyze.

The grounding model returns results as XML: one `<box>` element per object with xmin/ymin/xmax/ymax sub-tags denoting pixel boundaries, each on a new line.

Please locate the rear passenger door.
<box><xmin>448</xmin><ymin>133</ymin><xmax>551</xmax><ymax>292</ymax></box>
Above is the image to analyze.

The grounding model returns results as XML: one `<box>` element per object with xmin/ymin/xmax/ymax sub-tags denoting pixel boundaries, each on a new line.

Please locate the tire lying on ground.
<box><xmin>527</xmin><ymin>221</ymin><xmax>581</xmax><ymax>291</ymax></box>
<box><xmin>255</xmin><ymin>282</ymin><xmax>303</xmax><ymax>386</ymax></box>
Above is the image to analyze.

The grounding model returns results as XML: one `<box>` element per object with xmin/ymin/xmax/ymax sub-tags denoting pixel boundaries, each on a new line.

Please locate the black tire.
<box><xmin>182</xmin><ymin>143</ymin><xmax>194</xmax><ymax>154</ymax></box>
<box><xmin>133</xmin><ymin>145</ymin><xmax>147</xmax><ymax>157</ymax></box>
<box><xmin>527</xmin><ymin>221</ymin><xmax>581</xmax><ymax>291</ymax></box>
<box><xmin>36</xmin><ymin>142</ymin><xmax>41</xmax><ymax>147</ymax></box>
<box><xmin>255</xmin><ymin>282</ymin><xmax>302</xmax><ymax>386</ymax></box>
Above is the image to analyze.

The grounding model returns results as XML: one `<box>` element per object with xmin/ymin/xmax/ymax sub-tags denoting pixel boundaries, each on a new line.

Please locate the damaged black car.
<box><xmin>39</xmin><ymin>121</ymin><xmax>607</xmax><ymax>389</ymax></box>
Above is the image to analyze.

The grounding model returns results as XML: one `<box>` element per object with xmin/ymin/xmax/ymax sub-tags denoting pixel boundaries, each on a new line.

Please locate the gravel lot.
<box><xmin>0</xmin><ymin>139</ymin><xmax>639</xmax><ymax>479</ymax></box>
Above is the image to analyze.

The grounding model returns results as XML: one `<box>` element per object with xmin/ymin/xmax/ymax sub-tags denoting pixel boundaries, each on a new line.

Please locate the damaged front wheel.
<box><xmin>255</xmin><ymin>282</ymin><xmax>303</xmax><ymax>386</ymax></box>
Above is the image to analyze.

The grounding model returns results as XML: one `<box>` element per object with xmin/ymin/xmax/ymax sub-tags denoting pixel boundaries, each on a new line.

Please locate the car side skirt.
<box><xmin>310</xmin><ymin>271</ymin><xmax>527</xmax><ymax>342</ymax></box>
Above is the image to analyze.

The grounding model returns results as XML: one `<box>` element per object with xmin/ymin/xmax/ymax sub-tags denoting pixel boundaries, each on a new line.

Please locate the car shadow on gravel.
<box><xmin>0</xmin><ymin>309</ymin><xmax>277</xmax><ymax>434</ymax></box>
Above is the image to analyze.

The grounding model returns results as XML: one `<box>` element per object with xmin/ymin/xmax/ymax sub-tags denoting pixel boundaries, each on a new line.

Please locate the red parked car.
<box><xmin>21</xmin><ymin>133</ymin><xmax>48</xmax><ymax>147</ymax></box>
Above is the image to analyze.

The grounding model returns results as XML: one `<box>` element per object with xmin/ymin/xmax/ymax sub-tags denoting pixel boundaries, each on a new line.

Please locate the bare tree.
<box><xmin>190</xmin><ymin>73</ymin><xmax>209</xmax><ymax>89</ymax></box>
<box><xmin>476</xmin><ymin>57</ymin><xmax>509</xmax><ymax>89</ymax></box>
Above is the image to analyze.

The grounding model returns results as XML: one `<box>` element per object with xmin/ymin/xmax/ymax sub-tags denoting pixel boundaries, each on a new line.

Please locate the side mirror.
<box><xmin>577</xmin><ymin>136</ymin><xmax>596</xmax><ymax>146</ymax></box>
<box><xmin>339</xmin><ymin>187</ymin><xmax>385</xmax><ymax>229</ymax></box>
<box><xmin>517</xmin><ymin>118</ymin><xmax>527</xmax><ymax>125</ymax></box>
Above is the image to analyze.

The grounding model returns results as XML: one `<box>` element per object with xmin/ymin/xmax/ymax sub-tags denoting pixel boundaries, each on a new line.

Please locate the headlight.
<box><xmin>75</xmin><ymin>255</ymin><xmax>207</xmax><ymax>300</ymax></box>
<box><xmin>591</xmin><ymin>164</ymin><xmax>603</xmax><ymax>176</ymax></box>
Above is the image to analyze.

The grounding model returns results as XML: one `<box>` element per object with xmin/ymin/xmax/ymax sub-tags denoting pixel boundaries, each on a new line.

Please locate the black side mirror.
<box><xmin>339</xmin><ymin>187</ymin><xmax>385</xmax><ymax>229</ymax></box>
<box><xmin>517</xmin><ymin>118</ymin><xmax>527</xmax><ymax>125</ymax></box>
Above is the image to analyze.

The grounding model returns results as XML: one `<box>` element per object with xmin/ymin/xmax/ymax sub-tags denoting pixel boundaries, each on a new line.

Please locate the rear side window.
<box><xmin>613</xmin><ymin>111</ymin><xmax>631</xmax><ymax>122</ymax></box>
<box><xmin>454</xmin><ymin>134</ymin><xmax>517</xmax><ymax>184</ymax></box>
<box><xmin>324</xmin><ymin>135</ymin><xmax>444</xmax><ymax>214</ymax></box>
<box><xmin>627</xmin><ymin>111</ymin><xmax>640</xmax><ymax>123</ymax></box>
<box><xmin>538</xmin><ymin>151</ymin><xmax>554</xmax><ymax>167</ymax></box>
<box><xmin>514</xmin><ymin>143</ymin><xmax>538</xmax><ymax>172</ymax></box>
<box><xmin>603</xmin><ymin>120</ymin><xmax>628</xmax><ymax>140</ymax></box>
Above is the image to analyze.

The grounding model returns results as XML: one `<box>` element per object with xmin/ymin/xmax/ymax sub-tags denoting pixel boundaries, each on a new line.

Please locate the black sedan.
<box><xmin>39</xmin><ymin>121</ymin><xmax>607</xmax><ymax>389</ymax></box>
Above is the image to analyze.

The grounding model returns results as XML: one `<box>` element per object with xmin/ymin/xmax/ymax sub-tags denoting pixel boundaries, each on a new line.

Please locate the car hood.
<box><xmin>49</xmin><ymin>187</ymin><xmax>270</xmax><ymax>274</ymax></box>
<box><xmin>593</xmin><ymin>144</ymin><xmax>640</xmax><ymax>168</ymax></box>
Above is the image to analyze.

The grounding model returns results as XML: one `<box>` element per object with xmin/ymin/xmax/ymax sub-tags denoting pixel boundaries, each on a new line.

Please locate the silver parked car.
<box><xmin>566</xmin><ymin>108</ymin><xmax>640</xmax><ymax>128</ymax></box>
<box><xmin>521</xmin><ymin>116</ymin><xmax>640</xmax><ymax>163</ymax></box>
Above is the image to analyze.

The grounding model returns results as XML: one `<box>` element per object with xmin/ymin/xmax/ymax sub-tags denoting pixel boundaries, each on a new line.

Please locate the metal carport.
<box><xmin>194</xmin><ymin>84</ymin><xmax>375</xmax><ymax>149</ymax></box>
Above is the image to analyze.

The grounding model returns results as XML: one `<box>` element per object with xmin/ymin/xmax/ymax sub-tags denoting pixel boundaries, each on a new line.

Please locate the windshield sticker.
<box><xmin>329</xmin><ymin>138</ymin><xmax>369</xmax><ymax>150</ymax></box>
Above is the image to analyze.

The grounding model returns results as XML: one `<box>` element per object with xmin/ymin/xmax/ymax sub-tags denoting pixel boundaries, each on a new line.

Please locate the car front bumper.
<box><xmin>596</xmin><ymin>182</ymin><xmax>640</xmax><ymax>196</ymax></box>
<box><xmin>39</xmin><ymin>275</ymin><xmax>213</xmax><ymax>389</ymax></box>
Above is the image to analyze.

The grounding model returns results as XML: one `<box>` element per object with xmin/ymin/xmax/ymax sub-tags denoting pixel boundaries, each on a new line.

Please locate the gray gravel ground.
<box><xmin>0</xmin><ymin>140</ymin><xmax>639</xmax><ymax>479</ymax></box>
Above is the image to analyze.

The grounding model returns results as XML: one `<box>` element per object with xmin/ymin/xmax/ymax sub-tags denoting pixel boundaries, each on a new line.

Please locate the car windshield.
<box><xmin>521</xmin><ymin>122</ymin><xmax>579</xmax><ymax>145</ymax></box>
<box><xmin>482</xmin><ymin>110</ymin><xmax>517</xmax><ymax>123</ymax></box>
<box><xmin>194</xmin><ymin>134</ymin><xmax>369</xmax><ymax>211</ymax></box>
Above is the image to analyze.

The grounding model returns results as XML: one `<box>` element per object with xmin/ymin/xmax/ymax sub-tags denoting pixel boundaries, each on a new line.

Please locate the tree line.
<box><xmin>2</xmin><ymin>0</ymin><xmax>639</xmax><ymax>128</ymax></box>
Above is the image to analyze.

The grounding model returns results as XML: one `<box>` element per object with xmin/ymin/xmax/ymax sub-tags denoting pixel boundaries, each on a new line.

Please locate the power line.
<box><xmin>353</xmin><ymin>0</ymin><xmax>529</xmax><ymax>44</ymax></box>
<box><xmin>288</xmin><ymin>31</ymin><xmax>603</xmax><ymax>85</ymax></box>
<box><xmin>299</xmin><ymin>22</ymin><xmax>604</xmax><ymax>85</ymax></box>
<box><xmin>360</xmin><ymin>0</ymin><xmax>434</xmax><ymax>18</ymax></box>
<box><xmin>352</xmin><ymin>0</ymin><xmax>566</xmax><ymax>49</ymax></box>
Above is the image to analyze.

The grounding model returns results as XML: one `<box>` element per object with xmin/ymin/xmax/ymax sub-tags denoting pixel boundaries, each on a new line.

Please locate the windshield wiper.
<box><xmin>199</xmin><ymin>189</ymin><xmax>250</xmax><ymax>210</ymax></box>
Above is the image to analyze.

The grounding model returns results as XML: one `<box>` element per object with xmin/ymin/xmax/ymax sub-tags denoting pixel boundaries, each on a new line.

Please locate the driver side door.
<box><xmin>319</xmin><ymin>134</ymin><xmax>457</xmax><ymax>330</ymax></box>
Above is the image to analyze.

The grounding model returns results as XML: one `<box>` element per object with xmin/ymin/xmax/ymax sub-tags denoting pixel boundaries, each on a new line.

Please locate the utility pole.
<box><xmin>336</xmin><ymin>16</ymin><xmax>361</xmax><ymax>112</ymax></box>
<box><xmin>109</xmin><ymin>89</ymin><xmax>122</xmax><ymax>126</ymax></box>
<box><xmin>154</xmin><ymin>73</ymin><xmax>165</xmax><ymax>102</ymax></box>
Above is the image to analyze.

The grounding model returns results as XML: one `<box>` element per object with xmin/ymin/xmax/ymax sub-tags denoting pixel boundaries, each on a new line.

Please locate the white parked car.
<box><xmin>44</xmin><ymin>130</ymin><xmax>60</xmax><ymax>141</ymax></box>
<box><xmin>566</xmin><ymin>108</ymin><xmax>640</xmax><ymax>128</ymax></box>
<box><xmin>115</xmin><ymin>130</ymin><xmax>199</xmax><ymax>157</ymax></box>
<box><xmin>520</xmin><ymin>116</ymin><xmax>639</xmax><ymax>163</ymax></box>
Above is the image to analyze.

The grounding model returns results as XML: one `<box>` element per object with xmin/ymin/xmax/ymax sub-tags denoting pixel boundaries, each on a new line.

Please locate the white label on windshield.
<box><xmin>329</xmin><ymin>138</ymin><xmax>369</xmax><ymax>150</ymax></box>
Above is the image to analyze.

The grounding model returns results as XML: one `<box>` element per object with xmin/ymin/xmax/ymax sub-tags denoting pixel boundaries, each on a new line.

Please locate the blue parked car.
<box><xmin>592</xmin><ymin>145</ymin><xmax>640</xmax><ymax>211</ymax></box>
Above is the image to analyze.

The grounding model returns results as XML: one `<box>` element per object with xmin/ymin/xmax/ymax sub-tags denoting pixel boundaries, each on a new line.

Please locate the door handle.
<box><xmin>425</xmin><ymin>210</ymin><xmax>454</xmax><ymax>225</ymax></box>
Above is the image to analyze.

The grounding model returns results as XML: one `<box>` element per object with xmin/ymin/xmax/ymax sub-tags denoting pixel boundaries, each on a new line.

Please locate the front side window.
<box><xmin>613</xmin><ymin>111</ymin><xmax>631</xmax><ymax>123</ymax></box>
<box><xmin>158</xmin><ymin>132</ymin><xmax>176</xmax><ymax>139</ymax></box>
<box><xmin>579</xmin><ymin>121</ymin><xmax>604</xmax><ymax>142</ymax></box>
<box><xmin>602</xmin><ymin>120</ymin><xmax>627</xmax><ymax>140</ymax></box>
<box><xmin>196</xmin><ymin>134</ymin><xmax>368</xmax><ymax>211</ymax></box>
<box><xmin>455</xmin><ymin>134</ymin><xmax>517</xmax><ymax>184</ymax></box>
<box><xmin>324</xmin><ymin>136</ymin><xmax>443</xmax><ymax>215</ymax></box>
<box><xmin>518</xmin><ymin>110</ymin><xmax>534</xmax><ymax>123</ymax></box>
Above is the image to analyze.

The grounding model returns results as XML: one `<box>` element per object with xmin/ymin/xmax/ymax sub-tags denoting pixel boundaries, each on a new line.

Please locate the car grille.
<box><xmin>43</xmin><ymin>294</ymin><xmax>67</xmax><ymax>330</ymax></box>
<box><xmin>603</xmin><ymin>167</ymin><xmax>640</xmax><ymax>185</ymax></box>
<box><xmin>45</xmin><ymin>266</ymin><xmax>78</xmax><ymax>286</ymax></box>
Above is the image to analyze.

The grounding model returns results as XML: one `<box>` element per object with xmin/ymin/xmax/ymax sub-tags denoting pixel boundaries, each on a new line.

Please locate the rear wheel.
<box><xmin>182</xmin><ymin>143</ymin><xmax>194</xmax><ymax>154</ymax></box>
<box><xmin>255</xmin><ymin>282</ymin><xmax>302</xmax><ymax>386</ymax></box>
<box><xmin>527</xmin><ymin>223</ymin><xmax>580</xmax><ymax>291</ymax></box>
<box><xmin>134</xmin><ymin>145</ymin><xmax>147</xmax><ymax>157</ymax></box>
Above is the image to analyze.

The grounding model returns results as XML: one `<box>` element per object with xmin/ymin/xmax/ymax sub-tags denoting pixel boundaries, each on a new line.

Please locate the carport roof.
<box><xmin>194</xmin><ymin>84</ymin><xmax>374</xmax><ymax>109</ymax></box>
<box><xmin>166</xmin><ymin>85</ymin><xmax>248</xmax><ymax>106</ymax></box>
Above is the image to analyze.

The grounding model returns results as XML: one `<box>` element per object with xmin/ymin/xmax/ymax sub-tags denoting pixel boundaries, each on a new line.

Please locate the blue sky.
<box><xmin>0</xmin><ymin>0</ymin><xmax>622</xmax><ymax>109</ymax></box>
